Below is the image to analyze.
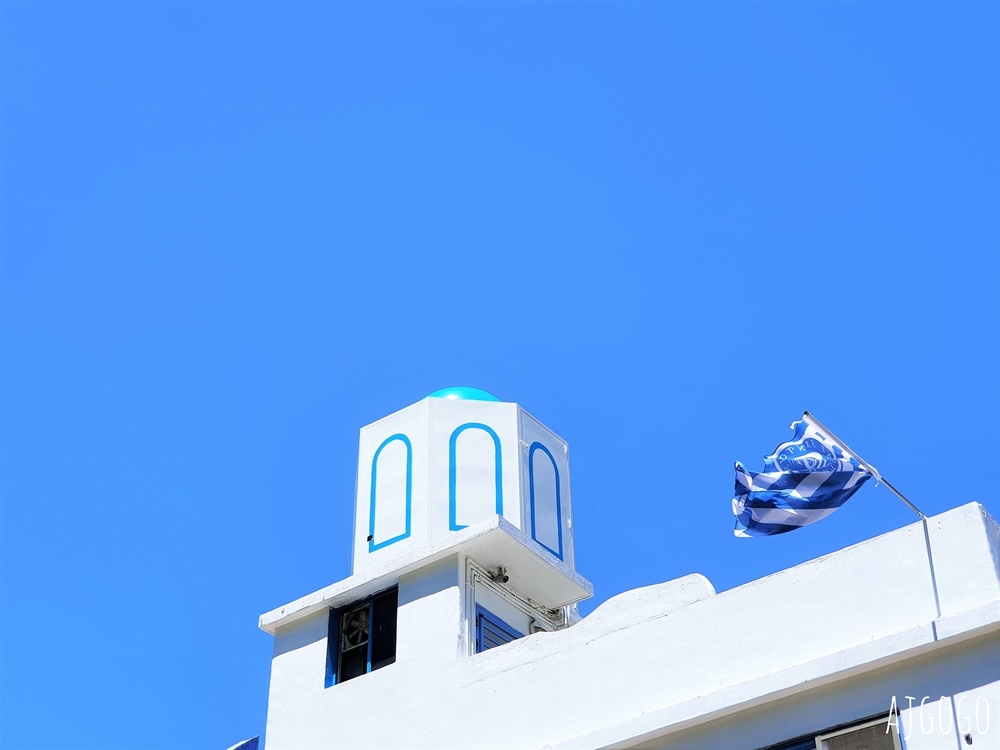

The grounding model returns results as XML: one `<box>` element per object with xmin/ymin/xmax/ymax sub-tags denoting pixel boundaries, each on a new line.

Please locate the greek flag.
<box><xmin>733</xmin><ymin>414</ymin><xmax>872</xmax><ymax>537</ymax></box>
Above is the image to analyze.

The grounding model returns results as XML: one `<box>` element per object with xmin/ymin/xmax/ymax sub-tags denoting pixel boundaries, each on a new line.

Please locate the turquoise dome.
<box><xmin>428</xmin><ymin>386</ymin><xmax>500</xmax><ymax>402</ymax></box>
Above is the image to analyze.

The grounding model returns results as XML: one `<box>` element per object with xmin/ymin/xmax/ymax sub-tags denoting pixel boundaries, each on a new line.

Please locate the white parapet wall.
<box><xmin>262</xmin><ymin>502</ymin><xmax>1000</xmax><ymax>750</ymax></box>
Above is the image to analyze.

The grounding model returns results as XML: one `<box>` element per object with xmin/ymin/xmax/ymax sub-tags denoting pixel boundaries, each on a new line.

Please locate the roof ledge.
<box><xmin>259</xmin><ymin>515</ymin><xmax>593</xmax><ymax>634</ymax></box>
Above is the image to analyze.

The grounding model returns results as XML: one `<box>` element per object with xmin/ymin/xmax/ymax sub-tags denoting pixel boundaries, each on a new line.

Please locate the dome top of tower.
<box><xmin>427</xmin><ymin>386</ymin><xmax>500</xmax><ymax>402</ymax></box>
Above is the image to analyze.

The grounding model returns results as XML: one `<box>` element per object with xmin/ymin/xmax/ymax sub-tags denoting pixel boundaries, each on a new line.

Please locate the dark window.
<box><xmin>757</xmin><ymin>716</ymin><xmax>900</xmax><ymax>750</ymax></box>
<box><xmin>818</xmin><ymin>720</ymin><xmax>900</xmax><ymax>750</ymax></box>
<box><xmin>325</xmin><ymin>588</ymin><xmax>397</xmax><ymax>686</ymax></box>
<box><xmin>370</xmin><ymin>589</ymin><xmax>398</xmax><ymax>670</ymax></box>
<box><xmin>475</xmin><ymin>605</ymin><xmax>523</xmax><ymax>653</ymax></box>
<box><xmin>763</xmin><ymin>741</ymin><xmax>814</xmax><ymax>750</ymax></box>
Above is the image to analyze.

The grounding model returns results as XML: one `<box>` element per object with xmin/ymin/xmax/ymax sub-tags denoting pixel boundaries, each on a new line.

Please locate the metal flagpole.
<box><xmin>803</xmin><ymin>413</ymin><xmax>941</xmax><ymax>625</ymax></box>
<box><xmin>803</xmin><ymin>411</ymin><xmax>927</xmax><ymax>520</ymax></box>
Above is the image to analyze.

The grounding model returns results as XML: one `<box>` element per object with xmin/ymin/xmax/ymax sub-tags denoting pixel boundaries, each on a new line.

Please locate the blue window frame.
<box><xmin>528</xmin><ymin>441</ymin><xmax>563</xmax><ymax>559</ymax></box>
<box><xmin>475</xmin><ymin>605</ymin><xmax>524</xmax><ymax>653</ymax></box>
<box><xmin>369</xmin><ymin>435</ymin><xmax>412</xmax><ymax>552</ymax></box>
<box><xmin>368</xmin><ymin>432</ymin><xmax>413</xmax><ymax>552</ymax></box>
<box><xmin>448</xmin><ymin>422</ymin><xmax>504</xmax><ymax>531</ymax></box>
<box><xmin>325</xmin><ymin>587</ymin><xmax>398</xmax><ymax>686</ymax></box>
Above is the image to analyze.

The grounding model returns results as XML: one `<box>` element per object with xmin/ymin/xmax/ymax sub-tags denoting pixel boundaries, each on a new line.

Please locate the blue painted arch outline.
<box><xmin>449</xmin><ymin>422</ymin><xmax>503</xmax><ymax>531</ymax></box>
<box><xmin>528</xmin><ymin>441</ymin><xmax>563</xmax><ymax>559</ymax></box>
<box><xmin>369</xmin><ymin>434</ymin><xmax>412</xmax><ymax>552</ymax></box>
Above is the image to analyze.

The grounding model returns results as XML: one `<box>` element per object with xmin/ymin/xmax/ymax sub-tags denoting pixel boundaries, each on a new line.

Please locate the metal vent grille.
<box><xmin>475</xmin><ymin>605</ymin><xmax>524</xmax><ymax>653</ymax></box>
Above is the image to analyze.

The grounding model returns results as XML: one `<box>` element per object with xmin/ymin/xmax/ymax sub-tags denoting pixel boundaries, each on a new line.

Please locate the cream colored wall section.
<box><xmin>263</xmin><ymin>503</ymin><xmax>1000</xmax><ymax>750</ymax></box>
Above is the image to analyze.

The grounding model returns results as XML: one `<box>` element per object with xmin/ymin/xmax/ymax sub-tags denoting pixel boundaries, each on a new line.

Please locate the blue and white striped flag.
<box><xmin>733</xmin><ymin>414</ymin><xmax>873</xmax><ymax>537</ymax></box>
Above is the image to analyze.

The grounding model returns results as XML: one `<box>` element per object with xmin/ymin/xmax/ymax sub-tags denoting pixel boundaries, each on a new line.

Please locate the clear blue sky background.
<box><xmin>1</xmin><ymin>2</ymin><xmax>997</xmax><ymax>748</ymax></box>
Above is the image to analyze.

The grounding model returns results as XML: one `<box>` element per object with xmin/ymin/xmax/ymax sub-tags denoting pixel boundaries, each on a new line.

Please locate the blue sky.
<box><xmin>1</xmin><ymin>2</ymin><xmax>997</xmax><ymax>748</ymax></box>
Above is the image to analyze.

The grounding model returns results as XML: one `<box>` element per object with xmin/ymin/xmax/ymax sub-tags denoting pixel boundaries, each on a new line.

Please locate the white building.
<box><xmin>259</xmin><ymin>389</ymin><xmax>999</xmax><ymax>749</ymax></box>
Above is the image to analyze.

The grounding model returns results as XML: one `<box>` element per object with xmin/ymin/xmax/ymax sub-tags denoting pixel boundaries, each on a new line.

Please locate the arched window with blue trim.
<box><xmin>449</xmin><ymin>422</ymin><xmax>503</xmax><ymax>531</ymax></box>
<box><xmin>528</xmin><ymin>441</ymin><xmax>562</xmax><ymax>559</ymax></box>
<box><xmin>369</xmin><ymin>434</ymin><xmax>412</xmax><ymax>552</ymax></box>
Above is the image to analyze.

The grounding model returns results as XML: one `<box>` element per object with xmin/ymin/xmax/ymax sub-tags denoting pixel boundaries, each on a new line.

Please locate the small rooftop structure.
<box><xmin>258</xmin><ymin>392</ymin><xmax>1000</xmax><ymax>750</ymax></box>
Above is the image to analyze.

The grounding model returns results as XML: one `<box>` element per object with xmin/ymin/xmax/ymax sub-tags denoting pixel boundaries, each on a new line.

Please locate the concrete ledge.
<box><xmin>259</xmin><ymin>515</ymin><xmax>593</xmax><ymax>634</ymax></box>
<box><xmin>549</xmin><ymin>599</ymin><xmax>1000</xmax><ymax>750</ymax></box>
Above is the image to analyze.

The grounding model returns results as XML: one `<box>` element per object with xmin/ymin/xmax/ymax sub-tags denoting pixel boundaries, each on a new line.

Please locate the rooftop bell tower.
<box><xmin>354</xmin><ymin>386</ymin><xmax>577</xmax><ymax>574</ymax></box>
<box><xmin>260</xmin><ymin>389</ymin><xmax>593</xmax><ymax>747</ymax></box>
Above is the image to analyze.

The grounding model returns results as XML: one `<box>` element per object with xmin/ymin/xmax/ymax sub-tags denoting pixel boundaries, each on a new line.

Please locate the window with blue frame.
<box><xmin>326</xmin><ymin>587</ymin><xmax>398</xmax><ymax>686</ymax></box>
<box><xmin>475</xmin><ymin>605</ymin><xmax>524</xmax><ymax>653</ymax></box>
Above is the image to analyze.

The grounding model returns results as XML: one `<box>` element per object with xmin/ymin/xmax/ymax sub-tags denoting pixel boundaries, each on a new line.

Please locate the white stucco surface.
<box><xmin>262</xmin><ymin>503</ymin><xmax>1000</xmax><ymax>750</ymax></box>
<box><xmin>396</xmin><ymin>557</ymin><xmax>464</xmax><ymax>663</ymax></box>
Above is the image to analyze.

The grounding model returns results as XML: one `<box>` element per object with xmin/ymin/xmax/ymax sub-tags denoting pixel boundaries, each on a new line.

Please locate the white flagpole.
<box><xmin>803</xmin><ymin>411</ymin><xmax>926</xmax><ymax>520</ymax></box>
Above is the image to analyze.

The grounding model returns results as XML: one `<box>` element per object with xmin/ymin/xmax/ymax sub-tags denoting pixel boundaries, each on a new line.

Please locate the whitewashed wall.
<box><xmin>264</xmin><ymin>503</ymin><xmax>1000</xmax><ymax>750</ymax></box>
